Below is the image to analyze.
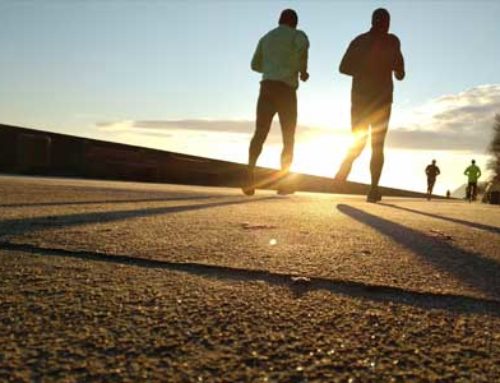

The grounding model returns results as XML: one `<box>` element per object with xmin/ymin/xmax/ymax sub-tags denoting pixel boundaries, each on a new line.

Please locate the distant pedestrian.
<box><xmin>335</xmin><ymin>8</ymin><xmax>405</xmax><ymax>202</ymax></box>
<box><xmin>425</xmin><ymin>159</ymin><xmax>440</xmax><ymax>200</ymax></box>
<box><xmin>446</xmin><ymin>190</ymin><xmax>451</xmax><ymax>199</ymax></box>
<box><xmin>464</xmin><ymin>159</ymin><xmax>481</xmax><ymax>201</ymax></box>
<box><xmin>243</xmin><ymin>9</ymin><xmax>310</xmax><ymax>196</ymax></box>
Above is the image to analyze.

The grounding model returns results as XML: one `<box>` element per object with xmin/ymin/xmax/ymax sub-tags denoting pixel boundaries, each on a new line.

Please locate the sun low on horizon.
<box><xmin>91</xmin><ymin>115</ymin><xmax>492</xmax><ymax>196</ymax></box>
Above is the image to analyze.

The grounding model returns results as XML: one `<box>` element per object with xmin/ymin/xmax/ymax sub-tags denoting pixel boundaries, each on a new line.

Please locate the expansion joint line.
<box><xmin>1</xmin><ymin>240</ymin><xmax>499</xmax><ymax>315</ymax></box>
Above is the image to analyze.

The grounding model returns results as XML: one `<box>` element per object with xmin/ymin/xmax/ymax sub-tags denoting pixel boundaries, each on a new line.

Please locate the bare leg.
<box><xmin>335</xmin><ymin>133</ymin><xmax>368</xmax><ymax>181</ymax></box>
<box><xmin>335</xmin><ymin>102</ymin><xmax>369</xmax><ymax>181</ymax></box>
<box><xmin>369</xmin><ymin>105</ymin><xmax>391</xmax><ymax>190</ymax></box>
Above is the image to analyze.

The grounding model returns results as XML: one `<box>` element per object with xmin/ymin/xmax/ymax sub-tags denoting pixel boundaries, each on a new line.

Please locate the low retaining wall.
<box><xmin>0</xmin><ymin>124</ymin><xmax>430</xmax><ymax>198</ymax></box>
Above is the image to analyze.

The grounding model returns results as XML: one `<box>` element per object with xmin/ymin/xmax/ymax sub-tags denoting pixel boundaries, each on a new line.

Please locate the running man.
<box><xmin>243</xmin><ymin>9</ymin><xmax>310</xmax><ymax>196</ymax></box>
<box><xmin>425</xmin><ymin>159</ymin><xmax>440</xmax><ymax>200</ymax></box>
<box><xmin>335</xmin><ymin>8</ymin><xmax>405</xmax><ymax>202</ymax></box>
<box><xmin>464</xmin><ymin>159</ymin><xmax>481</xmax><ymax>200</ymax></box>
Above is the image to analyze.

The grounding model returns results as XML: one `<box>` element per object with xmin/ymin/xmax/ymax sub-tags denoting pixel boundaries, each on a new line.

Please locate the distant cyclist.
<box><xmin>464</xmin><ymin>159</ymin><xmax>481</xmax><ymax>201</ymax></box>
<box><xmin>425</xmin><ymin>159</ymin><xmax>440</xmax><ymax>200</ymax></box>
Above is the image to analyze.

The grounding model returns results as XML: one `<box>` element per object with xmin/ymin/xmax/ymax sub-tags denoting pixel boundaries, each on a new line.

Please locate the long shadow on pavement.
<box><xmin>337</xmin><ymin>204</ymin><xmax>500</xmax><ymax>300</ymax></box>
<box><xmin>1</xmin><ymin>241</ymin><xmax>498</xmax><ymax>317</ymax></box>
<box><xmin>0</xmin><ymin>196</ymin><xmax>275</xmax><ymax>238</ymax></box>
<box><xmin>379</xmin><ymin>203</ymin><xmax>500</xmax><ymax>235</ymax></box>
<box><xmin>0</xmin><ymin>195</ymin><xmax>216</xmax><ymax>209</ymax></box>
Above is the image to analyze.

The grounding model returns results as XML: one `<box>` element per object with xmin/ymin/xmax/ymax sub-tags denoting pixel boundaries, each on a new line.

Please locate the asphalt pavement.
<box><xmin>1</xmin><ymin>175</ymin><xmax>498</xmax><ymax>382</ymax></box>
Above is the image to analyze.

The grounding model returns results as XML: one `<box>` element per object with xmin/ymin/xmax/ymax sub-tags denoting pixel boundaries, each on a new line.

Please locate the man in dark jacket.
<box><xmin>335</xmin><ymin>8</ymin><xmax>405</xmax><ymax>202</ymax></box>
<box><xmin>425</xmin><ymin>159</ymin><xmax>441</xmax><ymax>200</ymax></box>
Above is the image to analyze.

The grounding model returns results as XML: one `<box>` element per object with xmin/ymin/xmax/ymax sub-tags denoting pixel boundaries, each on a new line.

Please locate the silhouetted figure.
<box><xmin>335</xmin><ymin>8</ymin><xmax>405</xmax><ymax>202</ymax></box>
<box><xmin>446</xmin><ymin>190</ymin><xmax>451</xmax><ymax>199</ymax></box>
<box><xmin>243</xmin><ymin>9</ymin><xmax>310</xmax><ymax>196</ymax></box>
<box><xmin>464</xmin><ymin>159</ymin><xmax>481</xmax><ymax>201</ymax></box>
<box><xmin>425</xmin><ymin>159</ymin><xmax>440</xmax><ymax>200</ymax></box>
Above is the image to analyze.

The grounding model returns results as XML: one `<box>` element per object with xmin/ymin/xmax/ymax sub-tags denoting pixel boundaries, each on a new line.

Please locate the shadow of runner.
<box><xmin>379</xmin><ymin>203</ymin><xmax>500</xmax><ymax>234</ymax></box>
<box><xmin>1</xmin><ymin>241</ymin><xmax>498</xmax><ymax>316</ymax></box>
<box><xmin>0</xmin><ymin>195</ymin><xmax>216</xmax><ymax>209</ymax></box>
<box><xmin>337</xmin><ymin>204</ymin><xmax>500</xmax><ymax>300</ymax></box>
<box><xmin>0</xmin><ymin>196</ymin><xmax>275</xmax><ymax>238</ymax></box>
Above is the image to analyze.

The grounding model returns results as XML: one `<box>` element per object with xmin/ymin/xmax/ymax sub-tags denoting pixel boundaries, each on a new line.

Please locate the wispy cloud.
<box><xmin>97</xmin><ymin>119</ymin><xmax>256</xmax><ymax>134</ymax></box>
<box><xmin>96</xmin><ymin>84</ymin><xmax>500</xmax><ymax>152</ymax></box>
<box><xmin>389</xmin><ymin>84</ymin><xmax>500</xmax><ymax>151</ymax></box>
<box><xmin>96</xmin><ymin>119</ymin><xmax>332</xmax><ymax>144</ymax></box>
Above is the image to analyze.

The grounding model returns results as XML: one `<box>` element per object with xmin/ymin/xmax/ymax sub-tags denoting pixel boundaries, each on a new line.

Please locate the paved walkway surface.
<box><xmin>1</xmin><ymin>175</ymin><xmax>499</xmax><ymax>382</ymax></box>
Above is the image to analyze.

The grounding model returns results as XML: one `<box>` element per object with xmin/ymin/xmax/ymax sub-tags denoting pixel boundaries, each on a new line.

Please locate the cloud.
<box><xmin>97</xmin><ymin>119</ymin><xmax>256</xmax><ymax>134</ymax></box>
<box><xmin>96</xmin><ymin>118</ymin><xmax>332</xmax><ymax>144</ymax></box>
<box><xmin>96</xmin><ymin>84</ymin><xmax>500</xmax><ymax>152</ymax></box>
<box><xmin>389</xmin><ymin>84</ymin><xmax>500</xmax><ymax>151</ymax></box>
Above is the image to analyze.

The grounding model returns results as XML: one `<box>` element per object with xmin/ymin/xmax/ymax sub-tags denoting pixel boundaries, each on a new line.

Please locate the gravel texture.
<box><xmin>0</xmin><ymin>175</ymin><xmax>499</xmax><ymax>382</ymax></box>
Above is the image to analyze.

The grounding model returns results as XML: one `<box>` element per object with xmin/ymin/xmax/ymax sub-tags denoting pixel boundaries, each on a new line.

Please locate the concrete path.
<box><xmin>1</xmin><ymin>175</ymin><xmax>498</xmax><ymax>382</ymax></box>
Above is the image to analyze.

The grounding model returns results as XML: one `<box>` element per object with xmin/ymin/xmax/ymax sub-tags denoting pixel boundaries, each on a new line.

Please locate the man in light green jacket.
<box><xmin>243</xmin><ymin>9</ymin><xmax>309</xmax><ymax>196</ymax></box>
<box><xmin>464</xmin><ymin>159</ymin><xmax>481</xmax><ymax>200</ymax></box>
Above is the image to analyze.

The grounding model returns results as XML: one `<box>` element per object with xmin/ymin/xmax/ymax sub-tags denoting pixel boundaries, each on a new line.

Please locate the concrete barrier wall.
<box><xmin>0</xmin><ymin>124</ymin><xmax>430</xmax><ymax>198</ymax></box>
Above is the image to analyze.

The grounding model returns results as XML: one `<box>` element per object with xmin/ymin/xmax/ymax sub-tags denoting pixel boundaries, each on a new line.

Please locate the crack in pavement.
<box><xmin>1</xmin><ymin>241</ymin><xmax>499</xmax><ymax>317</ymax></box>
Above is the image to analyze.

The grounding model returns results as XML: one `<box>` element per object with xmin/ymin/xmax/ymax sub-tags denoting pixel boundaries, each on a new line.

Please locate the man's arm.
<box><xmin>251</xmin><ymin>39</ymin><xmax>263</xmax><ymax>73</ymax></box>
<box><xmin>477</xmin><ymin>168</ymin><xmax>482</xmax><ymax>178</ymax></box>
<box><xmin>339</xmin><ymin>39</ymin><xmax>358</xmax><ymax>76</ymax></box>
<box><xmin>436</xmin><ymin>167</ymin><xmax>441</xmax><ymax>176</ymax></box>
<box><xmin>296</xmin><ymin>32</ymin><xmax>310</xmax><ymax>82</ymax></box>
<box><xmin>464</xmin><ymin>167</ymin><xmax>469</xmax><ymax>176</ymax></box>
<box><xmin>393</xmin><ymin>36</ymin><xmax>405</xmax><ymax>81</ymax></box>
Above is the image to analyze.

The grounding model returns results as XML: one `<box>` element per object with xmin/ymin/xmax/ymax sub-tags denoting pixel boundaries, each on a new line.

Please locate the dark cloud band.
<box><xmin>97</xmin><ymin>84</ymin><xmax>500</xmax><ymax>152</ymax></box>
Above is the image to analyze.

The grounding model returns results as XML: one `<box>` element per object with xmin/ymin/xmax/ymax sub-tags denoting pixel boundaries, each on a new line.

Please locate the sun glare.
<box><xmin>291</xmin><ymin>132</ymin><xmax>351</xmax><ymax>177</ymax></box>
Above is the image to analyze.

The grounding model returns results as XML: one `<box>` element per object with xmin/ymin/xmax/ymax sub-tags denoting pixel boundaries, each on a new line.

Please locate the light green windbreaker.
<box><xmin>251</xmin><ymin>25</ymin><xmax>309</xmax><ymax>89</ymax></box>
<box><xmin>464</xmin><ymin>164</ymin><xmax>481</xmax><ymax>182</ymax></box>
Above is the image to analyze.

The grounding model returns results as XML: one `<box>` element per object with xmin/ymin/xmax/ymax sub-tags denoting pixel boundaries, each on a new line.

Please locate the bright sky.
<box><xmin>1</xmin><ymin>1</ymin><xmax>499</xmax><ymax>194</ymax></box>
